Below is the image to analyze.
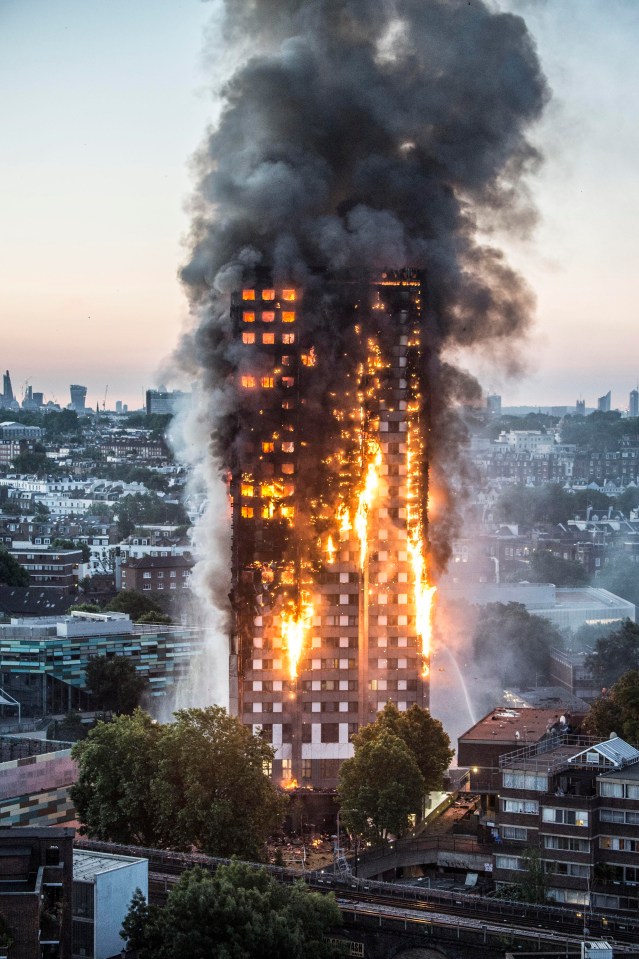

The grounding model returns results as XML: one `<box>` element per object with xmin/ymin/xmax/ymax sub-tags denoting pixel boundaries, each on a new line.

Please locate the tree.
<box><xmin>121</xmin><ymin>862</ymin><xmax>344</xmax><ymax>959</ymax></box>
<box><xmin>105</xmin><ymin>589</ymin><xmax>168</xmax><ymax>623</ymax></box>
<box><xmin>71</xmin><ymin>710</ymin><xmax>162</xmax><ymax>846</ymax></box>
<box><xmin>495</xmin><ymin>484</ymin><xmax>574</xmax><ymax>527</ymax></box>
<box><xmin>585</xmin><ymin>620</ymin><xmax>639</xmax><ymax>688</ymax></box>
<box><xmin>0</xmin><ymin>547</ymin><xmax>30</xmax><ymax>586</ymax></box>
<box><xmin>495</xmin><ymin>848</ymin><xmax>550</xmax><ymax>903</ymax></box>
<box><xmin>583</xmin><ymin>670</ymin><xmax>639</xmax><ymax>743</ymax></box>
<box><xmin>71</xmin><ymin>707</ymin><xmax>285</xmax><ymax>858</ymax></box>
<box><xmin>51</xmin><ymin>537</ymin><xmax>91</xmax><ymax>563</ymax></box>
<box><xmin>472</xmin><ymin>602</ymin><xmax>560</xmax><ymax>688</ymax></box>
<box><xmin>12</xmin><ymin>447</ymin><xmax>61</xmax><ymax>477</ymax></box>
<box><xmin>136</xmin><ymin>610</ymin><xmax>172</xmax><ymax>625</ymax></box>
<box><xmin>85</xmin><ymin>655</ymin><xmax>147</xmax><ymax>715</ymax></box>
<box><xmin>338</xmin><ymin>729</ymin><xmax>425</xmax><ymax>841</ymax></box>
<box><xmin>151</xmin><ymin>707</ymin><xmax>285</xmax><ymax>859</ymax></box>
<box><xmin>353</xmin><ymin>702</ymin><xmax>453</xmax><ymax>792</ymax></box>
<box><xmin>526</xmin><ymin>550</ymin><xmax>588</xmax><ymax>587</ymax></box>
<box><xmin>595</xmin><ymin>556</ymin><xmax>639</xmax><ymax>610</ymax></box>
<box><xmin>49</xmin><ymin>710</ymin><xmax>91</xmax><ymax>742</ymax></box>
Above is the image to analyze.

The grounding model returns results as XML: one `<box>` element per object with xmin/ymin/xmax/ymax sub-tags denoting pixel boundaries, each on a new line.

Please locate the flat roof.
<box><xmin>459</xmin><ymin>707</ymin><xmax>582</xmax><ymax>745</ymax></box>
<box><xmin>73</xmin><ymin>849</ymin><xmax>147</xmax><ymax>882</ymax></box>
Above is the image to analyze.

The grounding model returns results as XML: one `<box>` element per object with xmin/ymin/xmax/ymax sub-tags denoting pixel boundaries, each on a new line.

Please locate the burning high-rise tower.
<box><xmin>229</xmin><ymin>269</ymin><xmax>433</xmax><ymax>787</ymax></box>
<box><xmin>175</xmin><ymin>1</ymin><xmax>549</xmax><ymax>768</ymax></box>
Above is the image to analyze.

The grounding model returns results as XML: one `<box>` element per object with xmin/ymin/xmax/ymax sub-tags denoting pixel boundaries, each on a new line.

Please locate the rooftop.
<box><xmin>73</xmin><ymin>848</ymin><xmax>147</xmax><ymax>882</ymax></box>
<box><xmin>459</xmin><ymin>707</ymin><xmax>583</xmax><ymax>745</ymax></box>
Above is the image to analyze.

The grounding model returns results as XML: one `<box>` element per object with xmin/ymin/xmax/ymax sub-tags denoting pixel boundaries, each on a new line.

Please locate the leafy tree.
<box><xmin>151</xmin><ymin>707</ymin><xmax>285</xmax><ymax>859</ymax></box>
<box><xmin>472</xmin><ymin>602</ymin><xmax>560</xmax><ymax>688</ymax></box>
<box><xmin>69</xmin><ymin>603</ymin><xmax>102</xmax><ymax>614</ymax></box>
<box><xmin>617</xmin><ymin>486</ymin><xmax>639</xmax><ymax>517</ymax></box>
<box><xmin>595</xmin><ymin>556</ymin><xmax>639</xmax><ymax>609</ymax></box>
<box><xmin>11</xmin><ymin>450</ymin><xmax>61</xmax><ymax>477</ymax></box>
<box><xmin>495</xmin><ymin>848</ymin><xmax>550</xmax><ymax>904</ymax></box>
<box><xmin>85</xmin><ymin>655</ymin><xmax>147</xmax><ymax>715</ymax></box>
<box><xmin>51</xmin><ymin>537</ymin><xmax>91</xmax><ymax>563</ymax></box>
<box><xmin>105</xmin><ymin>589</ymin><xmax>168</xmax><ymax>623</ymax></box>
<box><xmin>585</xmin><ymin>620</ymin><xmax>639</xmax><ymax>688</ymax></box>
<box><xmin>0</xmin><ymin>547</ymin><xmax>30</xmax><ymax>586</ymax></box>
<box><xmin>136</xmin><ymin>610</ymin><xmax>172</xmax><ymax>625</ymax></box>
<box><xmin>583</xmin><ymin>670</ymin><xmax>639</xmax><ymax>743</ymax></box>
<box><xmin>71</xmin><ymin>707</ymin><xmax>284</xmax><ymax>858</ymax></box>
<box><xmin>353</xmin><ymin>702</ymin><xmax>453</xmax><ymax>791</ymax></box>
<box><xmin>495</xmin><ymin>484</ymin><xmax>575</xmax><ymax>527</ymax></box>
<box><xmin>121</xmin><ymin>862</ymin><xmax>344</xmax><ymax>959</ymax></box>
<box><xmin>71</xmin><ymin>710</ymin><xmax>162</xmax><ymax>846</ymax></box>
<box><xmin>116</xmin><ymin>492</ymin><xmax>188</xmax><ymax>539</ymax></box>
<box><xmin>49</xmin><ymin>710</ymin><xmax>91</xmax><ymax>742</ymax></box>
<box><xmin>526</xmin><ymin>550</ymin><xmax>588</xmax><ymax>587</ymax></box>
<box><xmin>338</xmin><ymin>729</ymin><xmax>425</xmax><ymax>841</ymax></box>
<box><xmin>42</xmin><ymin>409</ymin><xmax>81</xmax><ymax>438</ymax></box>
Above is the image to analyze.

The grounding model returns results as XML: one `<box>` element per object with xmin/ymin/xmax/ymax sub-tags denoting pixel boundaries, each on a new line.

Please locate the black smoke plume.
<box><xmin>177</xmin><ymin>0</ymin><xmax>549</xmax><ymax>593</ymax></box>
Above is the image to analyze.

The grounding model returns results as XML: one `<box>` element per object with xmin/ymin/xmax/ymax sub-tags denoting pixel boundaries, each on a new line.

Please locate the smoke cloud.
<box><xmin>175</xmin><ymin>0</ymin><xmax>549</xmax><ymax>704</ymax></box>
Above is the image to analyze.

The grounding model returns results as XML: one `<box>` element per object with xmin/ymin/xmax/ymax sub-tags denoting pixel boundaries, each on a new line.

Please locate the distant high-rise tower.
<box><xmin>486</xmin><ymin>393</ymin><xmax>502</xmax><ymax>417</ymax></box>
<box><xmin>69</xmin><ymin>384</ymin><xmax>87</xmax><ymax>412</ymax></box>
<box><xmin>575</xmin><ymin>399</ymin><xmax>585</xmax><ymax>417</ymax></box>
<box><xmin>597</xmin><ymin>391</ymin><xmax>611</xmax><ymax>413</ymax></box>
<box><xmin>2</xmin><ymin>371</ymin><xmax>14</xmax><ymax>402</ymax></box>
<box><xmin>630</xmin><ymin>389</ymin><xmax>639</xmax><ymax>419</ymax></box>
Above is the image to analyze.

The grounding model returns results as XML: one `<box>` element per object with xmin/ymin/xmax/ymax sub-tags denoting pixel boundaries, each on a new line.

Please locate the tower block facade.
<box><xmin>228</xmin><ymin>271</ymin><xmax>432</xmax><ymax>789</ymax></box>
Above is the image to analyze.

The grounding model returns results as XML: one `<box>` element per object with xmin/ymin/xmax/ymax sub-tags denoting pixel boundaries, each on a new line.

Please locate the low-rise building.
<box><xmin>120</xmin><ymin>554</ymin><xmax>193</xmax><ymax>593</ymax></box>
<box><xmin>0</xmin><ymin>825</ymin><xmax>74</xmax><ymax>959</ymax></box>
<box><xmin>0</xmin><ymin>612</ymin><xmax>204</xmax><ymax>715</ymax></box>
<box><xmin>493</xmin><ymin>734</ymin><xmax>639</xmax><ymax>912</ymax></box>
<box><xmin>72</xmin><ymin>849</ymin><xmax>148</xmax><ymax>959</ymax></box>
<box><xmin>9</xmin><ymin>545</ymin><xmax>83</xmax><ymax>593</ymax></box>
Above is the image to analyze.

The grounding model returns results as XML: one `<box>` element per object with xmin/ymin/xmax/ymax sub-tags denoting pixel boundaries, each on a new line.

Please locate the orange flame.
<box><xmin>355</xmin><ymin>440</ymin><xmax>382</xmax><ymax>569</ymax></box>
<box><xmin>325</xmin><ymin>535</ymin><xmax>336</xmax><ymax>564</ymax></box>
<box><xmin>338</xmin><ymin>503</ymin><xmax>352</xmax><ymax>535</ymax></box>
<box><xmin>281</xmin><ymin>600</ymin><xmax>314</xmax><ymax>681</ymax></box>
<box><xmin>406</xmin><ymin>414</ymin><xmax>435</xmax><ymax>674</ymax></box>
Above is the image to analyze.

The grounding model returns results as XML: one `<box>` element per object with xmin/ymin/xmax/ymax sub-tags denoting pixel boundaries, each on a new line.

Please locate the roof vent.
<box><xmin>609</xmin><ymin>732</ymin><xmax>618</xmax><ymax>739</ymax></box>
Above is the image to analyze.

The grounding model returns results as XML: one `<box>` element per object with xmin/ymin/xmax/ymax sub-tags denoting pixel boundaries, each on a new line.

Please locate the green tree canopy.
<box><xmin>0</xmin><ymin>547</ymin><xmax>30</xmax><ymax>586</ymax></box>
<box><xmin>85</xmin><ymin>655</ymin><xmax>148</xmax><ymax>715</ymax></box>
<box><xmin>71</xmin><ymin>707</ymin><xmax>284</xmax><ymax>859</ymax></box>
<box><xmin>338</xmin><ymin>729</ymin><xmax>425</xmax><ymax>841</ymax></box>
<box><xmin>121</xmin><ymin>862</ymin><xmax>344</xmax><ymax>959</ymax></box>
<box><xmin>11</xmin><ymin>449</ymin><xmax>61</xmax><ymax>477</ymax></box>
<box><xmin>583</xmin><ymin>670</ymin><xmax>639</xmax><ymax>743</ymax></box>
<box><xmin>151</xmin><ymin>707</ymin><xmax>285</xmax><ymax>860</ymax></box>
<box><xmin>585</xmin><ymin>620</ymin><xmax>639</xmax><ymax>688</ymax></box>
<box><xmin>105</xmin><ymin>589</ymin><xmax>169</xmax><ymax>623</ymax></box>
<box><xmin>50</xmin><ymin>537</ymin><xmax>91</xmax><ymax>563</ymax></box>
<box><xmin>116</xmin><ymin>492</ymin><xmax>187</xmax><ymax>539</ymax></box>
<box><xmin>472</xmin><ymin>602</ymin><xmax>560</xmax><ymax>688</ymax></box>
<box><xmin>595</xmin><ymin>557</ymin><xmax>639</xmax><ymax>610</ymax></box>
<box><xmin>71</xmin><ymin>710</ymin><xmax>162</xmax><ymax>846</ymax></box>
<box><xmin>495</xmin><ymin>484</ymin><xmax>575</xmax><ymax>527</ymax></box>
<box><xmin>525</xmin><ymin>550</ymin><xmax>588</xmax><ymax>587</ymax></box>
<box><xmin>353</xmin><ymin>702</ymin><xmax>453</xmax><ymax>792</ymax></box>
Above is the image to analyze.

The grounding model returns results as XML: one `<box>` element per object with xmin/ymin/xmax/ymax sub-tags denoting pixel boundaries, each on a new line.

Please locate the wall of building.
<box><xmin>95</xmin><ymin>860</ymin><xmax>148</xmax><ymax>959</ymax></box>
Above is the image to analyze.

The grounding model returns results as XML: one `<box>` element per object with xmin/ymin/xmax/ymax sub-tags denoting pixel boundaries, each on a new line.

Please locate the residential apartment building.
<box><xmin>493</xmin><ymin>734</ymin><xmax>639</xmax><ymax>912</ymax></box>
<box><xmin>120</xmin><ymin>554</ymin><xmax>193</xmax><ymax>592</ymax></box>
<box><xmin>229</xmin><ymin>271</ymin><xmax>431</xmax><ymax>788</ymax></box>
<box><xmin>0</xmin><ymin>826</ymin><xmax>74</xmax><ymax>959</ymax></box>
<box><xmin>9</xmin><ymin>545</ymin><xmax>83</xmax><ymax>593</ymax></box>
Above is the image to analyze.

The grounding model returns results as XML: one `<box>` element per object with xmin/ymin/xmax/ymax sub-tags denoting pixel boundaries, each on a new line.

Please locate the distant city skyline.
<box><xmin>1</xmin><ymin>2</ymin><xmax>639</xmax><ymax>410</ymax></box>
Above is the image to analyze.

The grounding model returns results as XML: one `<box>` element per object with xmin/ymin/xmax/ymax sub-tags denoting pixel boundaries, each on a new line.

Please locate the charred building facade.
<box><xmin>228</xmin><ymin>270</ymin><xmax>433</xmax><ymax>789</ymax></box>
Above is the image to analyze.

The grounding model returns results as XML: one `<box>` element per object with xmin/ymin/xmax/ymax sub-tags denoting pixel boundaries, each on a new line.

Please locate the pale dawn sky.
<box><xmin>1</xmin><ymin>0</ymin><xmax>638</xmax><ymax>412</ymax></box>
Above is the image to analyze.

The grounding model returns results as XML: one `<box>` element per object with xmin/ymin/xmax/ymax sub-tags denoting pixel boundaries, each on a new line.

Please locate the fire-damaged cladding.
<box><xmin>227</xmin><ymin>269</ymin><xmax>433</xmax><ymax>789</ymax></box>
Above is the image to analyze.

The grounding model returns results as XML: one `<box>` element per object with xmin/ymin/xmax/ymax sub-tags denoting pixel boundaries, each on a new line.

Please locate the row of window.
<box><xmin>242</xmin><ymin>288</ymin><xmax>296</xmax><ymax>301</ymax></box>
<box><xmin>240</xmin><ymin>375</ymin><xmax>295</xmax><ymax>389</ymax></box>
<box><xmin>142</xmin><ymin>582</ymin><xmax>187</xmax><ymax>590</ymax></box>
<box><xmin>501</xmin><ymin>800</ymin><xmax>589</xmax><ymax>826</ymax></box>
<box><xmin>599</xmin><ymin>807</ymin><xmax>639</xmax><ymax>824</ymax></box>
<box><xmin>495</xmin><ymin>856</ymin><xmax>589</xmax><ymax>879</ymax></box>
<box><xmin>242</xmin><ymin>331</ymin><xmax>295</xmax><ymax>344</ymax></box>
<box><xmin>600</xmin><ymin>781</ymin><xmax>639</xmax><ymax>800</ymax></box>
<box><xmin>141</xmin><ymin>570</ymin><xmax>188</xmax><ymax>579</ymax></box>
<box><xmin>242</xmin><ymin>310</ymin><xmax>296</xmax><ymax>323</ymax></box>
